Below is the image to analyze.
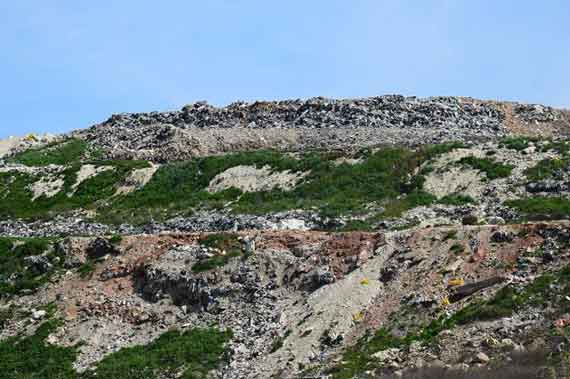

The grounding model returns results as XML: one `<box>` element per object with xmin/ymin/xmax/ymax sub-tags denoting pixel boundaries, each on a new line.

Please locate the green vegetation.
<box><xmin>449</xmin><ymin>243</ymin><xmax>465</xmax><ymax>254</ymax></box>
<box><xmin>331</xmin><ymin>265</ymin><xmax>570</xmax><ymax>378</ymax></box>
<box><xmin>108</xmin><ymin>234</ymin><xmax>123</xmax><ymax>245</ymax></box>
<box><xmin>100</xmin><ymin>145</ymin><xmax>456</xmax><ymax>224</ymax></box>
<box><xmin>0</xmin><ymin>319</ymin><xmax>232</xmax><ymax>379</ymax></box>
<box><xmin>442</xmin><ymin>230</ymin><xmax>458</xmax><ymax>241</ymax></box>
<box><xmin>192</xmin><ymin>233</ymin><xmax>243</xmax><ymax>272</ymax></box>
<box><xmin>458</xmin><ymin>156</ymin><xmax>514</xmax><ymax>180</ymax></box>
<box><xmin>499</xmin><ymin>136</ymin><xmax>539</xmax><ymax>152</ymax></box>
<box><xmin>0</xmin><ymin>237</ymin><xmax>61</xmax><ymax>299</ymax></box>
<box><xmin>438</xmin><ymin>194</ymin><xmax>475</xmax><ymax>206</ymax></box>
<box><xmin>83</xmin><ymin>328</ymin><xmax>232</xmax><ymax>379</ymax></box>
<box><xmin>270</xmin><ymin>330</ymin><xmax>292</xmax><ymax>353</ymax></box>
<box><xmin>0</xmin><ymin>319</ymin><xmax>79</xmax><ymax>379</ymax></box>
<box><xmin>77</xmin><ymin>261</ymin><xmax>95</xmax><ymax>279</ymax></box>
<box><xmin>525</xmin><ymin>158</ymin><xmax>570</xmax><ymax>181</ymax></box>
<box><xmin>0</xmin><ymin>159</ymin><xmax>149</xmax><ymax>220</ymax></box>
<box><xmin>543</xmin><ymin>140</ymin><xmax>570</xmax><ymax>155</ymax></box>
<box><xmin>451</xmin><ymin>266</ymin><xmax>570</xmax><ymax>324</ymax></box>
<box><xmin>0</xmin><ymin>306</ymin><xmax>14</xmax><ymax>331</ymax></box>
<box><xmin>9</xmin><ymin>139</ymin><xmax>89</xmax><ymax>166</ymax></box>
<box><xmin>506</xmin><ymin>197</ymin><xmax>570</xmax><ymax>220</ymax></box>
<box><xmin>500</xmin><ymin>136</ymin><xmax>570</xmax><ymax>156</ymax></box>
<box><xmin>1</xmin><ymin>143</ymin><xmax>465</xmax><ymax>224</ymax></box>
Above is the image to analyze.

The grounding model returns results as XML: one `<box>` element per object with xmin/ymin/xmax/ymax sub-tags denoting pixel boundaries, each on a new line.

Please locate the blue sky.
<box><xmin>0</xmin><ymin>1</ymin><xmax>568</xmax><ymax>138</ymax></box>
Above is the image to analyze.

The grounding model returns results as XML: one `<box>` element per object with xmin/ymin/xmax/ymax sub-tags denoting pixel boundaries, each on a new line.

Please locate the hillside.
<box><xmin>1</xmin><ymin>95</ymin><xmax>570</xmax><ymax>379</ymax></box>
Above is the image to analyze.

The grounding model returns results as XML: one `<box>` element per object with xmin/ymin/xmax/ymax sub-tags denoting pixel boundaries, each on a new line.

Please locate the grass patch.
<box><xmin>0</xmin><ymin>319</ymin><xmax>79</xmax><ymax>379</ymax></box>
<box><xmin>270</xmin><ymin>330</ymin><xmax>292</xmax><ymax>353</ymax></box>
<box><xmin>191</xmin><ymin>252</ymin><xmax>242</xmax><ymax>273</ymax></box>
<box><xmin>0</xmin><ymin>320</ymin><xmax>232</xmax><ymax>379</ymax></box>
<box><xmin>2</xmin><ymin>143</ymin><xmax>464</xmax><ymax>224</ymax></box>
<box><xmin>449</xmin><ymin>243</ymin><xmax>465</xmax><ymax>254</ymax></box>
<box><xmin>77</xmin><ymin>261</ymin><xmax>95</xmax><ymax>279</ymax></box>
<box><xmin>542</xmin><ymin>140</ymin><xmax>570</xmax><ymax>155</ymax></box>
<box><xmin>438</xmin><ymin>194</ymin><xmax>475</xmax><ymax>206</ymax></box>
<box><xmin>499</xmin><ymin>137</ymin><xmax>539</xmax><ymax>152</ymax></box>
<box><xmin>83</xmin><ymin>328</ymin><xmax>232</xmax><ymax>379</ymax></box>
<box><xmin>0</xmin><ymin>160</ymin><xmax>149</xmax><ymax>220</ymax></box>
<box><xmin>443</xmin><ymin>230</ymin><xmax>458</xmax><ymax>241</ymax></box>
<box><xmin>506</xmin><ymin>197</ymin><xmax>570</xmax><ymax>220</ymax></box>
<box><xmin>458</xmin><ymin>156</ymin><xmax>514</xmax><ymax>180</ymax></box>
<box><xmin>8</xmin><ymin>139</ymin><xmax>89</xmax><ymax>167</ymax></box>
<box><xmin>191</xmin><ymin>233</ymin><xmax>243</xmax><ymax>273</ymax></box>
<box><xmin>108</xmin><ymin>235</ymin><xmax>123</xmax><ymax>245</ymax></box>
<box><xmin>100</xmin><ymin>146</ymin><xmax>449</xmax><ymax>224</ymax></box>
<box><xmin>0</xmin><ymin>237</ymin><xmax>61</xmax><ymax>299</ymax></box>
<box><xmin>525</xmin><ymin>158</ymin><xmax>570</xmax><ymax>181</ymax></box>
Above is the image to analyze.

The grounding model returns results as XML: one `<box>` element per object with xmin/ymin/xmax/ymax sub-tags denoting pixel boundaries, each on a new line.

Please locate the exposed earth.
<box><xmin>1</xmin><ymin>95</ymin><xmax>570</xmax><ymax>379</ymax></box>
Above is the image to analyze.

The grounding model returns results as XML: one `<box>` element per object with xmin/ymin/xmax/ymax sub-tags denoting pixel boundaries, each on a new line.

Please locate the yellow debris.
<box><xmin>352</xmin><ymin>312</ymin><xmax>364</xmax><ymax>322</ymax></box>
<box><xmin>448</xmin><ymin>278</ymin><xmax>465</xmax><ymax>287</ymax></box>
<box><xmin>24</xmin><ymin>133</ymin><xmax>38</xmax><ymax>142</ymax></box>
<box><xmin>441</xmin><ymin>297</ymin><xmax>450</xmax><ymax>307</ymax></box>
<box><xmin>360</xmin><ymin>278</ymin><xmax>370</xmax><ymax>285</ymax></box>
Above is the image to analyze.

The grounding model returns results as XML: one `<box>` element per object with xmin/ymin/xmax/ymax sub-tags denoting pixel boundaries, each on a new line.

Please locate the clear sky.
<box><xmin>0</xmin><ymin>1</ymin><xmax>568</xmax><ymax>138</ymax></box>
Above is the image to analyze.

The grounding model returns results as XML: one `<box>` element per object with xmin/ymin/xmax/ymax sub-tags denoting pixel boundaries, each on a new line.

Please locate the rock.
<box><xmin>490</xmin><ymin>231</ymin><xmax>513</xmax><ymax>243</ymax></box>
<box><xmin>462</xmin><ymin>215</ymin><xmax>478</xmax><ymax>225</ymax></box>
<box><xmin>86</xmin><ymin>238</ymin><xmax>120</xmax><ymax>260</ymax></box>
<box><xmin>487</xmin><ymin>216</ymin><xmax>505</xmax><ymax>225</ymax></box>
<box><xmin>500</xmin><ymin>338</ymin><xmax>515</xmax><ymax>350</ymax></box>
<box><xmin>372</xmin><ymin>348</ymin><xmax>401</xmax><ymax>363</ymax></box>
<box><xmin>32</xmin><ymin>310</ymin><xmax>47</xmax><ymax>320</ymax></box>
<box><xmin>526</xmin><ymin>180</ymin><xmax>567</xmax><ymax>193</ymax></box>
<box><xmin>23</xmin><ymin>255</ymin><xmax>53</xmax><ymax>274</ymax></box>
<box><xmin>475</xmin><ymin>352</ymin><xmax>490</xmax><ymax>363</ymax></box>
<box><xmin>523</xmin><ymin>146</ymin><xmax>536</xmax><ymax>154</ymax></box>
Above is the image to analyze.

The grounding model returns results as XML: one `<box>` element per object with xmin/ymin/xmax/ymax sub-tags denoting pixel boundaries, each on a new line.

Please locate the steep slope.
<box><xmin>1</xmin><ymin>95</ymin><xmax>570</xmax><ymax>379</ymax></box>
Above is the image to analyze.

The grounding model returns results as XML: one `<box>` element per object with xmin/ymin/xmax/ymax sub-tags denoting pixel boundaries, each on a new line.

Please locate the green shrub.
<box><xmin>499</xmin><ymin>137</ymin><xmax>539</xmax><ymax>151</ymax></box>
<box><xmin>0</xmin><ymin>320</ymin><xmax>232</xmax><ymax>379</ymax></box>
<box><xmin>77</xmin><ymin>261</ymin><xmax>95</xmax><ymax>279</ymax></box>
<box><xmin>438</xmin><ymin>194</ymin><xmax>475</xmax><ymax>206</ymax></box>
<box><xmin>449</xmin><ymin>243</ymin><xmax>464</xmax><ymax>254</ymax></box>
<box><xmin>0</xmin><ymin>319</ymin><xmax>79</xmax><ymax>379</ymax></box>
<box><xmin>525</xmin><ymin>158</ymin><xmax>569</xmax><ymax>181</ymax></box>
<box><xmin>84</xmin><ymin>328</ymin><xmax>232</xmax><ymax>379</ymax></box>
<box><xmin>191</xmin><ymin>233</ymin><xmax>243</xmax><ymax>273</ymax></box>
<box><xmin>506</xmin><ymin>197</ymin><xmax>570</xmax><ymax>220</ymax></box>
<box><xmin>458</xmin><ymin>156</ymin><xmax>514</xmax><ymax>180</ymax></box>
<box><xmin>0</xmin><ymin>160</ymin><xmax>149</xmax><ymax>220</ymax></box>
<box><xmin>108</xmin><ymin>235</ymin><xmax>123</xmax><ymax>245</ymax></box>
<box><xmin>0</xmin><ymin>237</ymin><xmax>61</xmax><ymax>299</ymax></box>
<box><xmin>9</xmin><ymin>139</ymin><xmax>89</xmax><ymax>166</ymax></box>
<box><xmin>100</xmin><ymin>147</ymin><xmax>440</xmax><ymax>223</ymax></box>
<box><xmin>1</xmin><ymin>143</ymin><xmax>465</xmax><ymax>224</ymax></box>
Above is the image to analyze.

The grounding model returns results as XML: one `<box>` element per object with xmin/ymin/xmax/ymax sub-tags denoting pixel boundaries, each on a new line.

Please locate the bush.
<box><xmin>525</xmin><ymin>158</ymin><xmax>569</xmax><ymax>181</ymax></box>
<box><xmin>458</xmin><ymin>157</ymin><xmax>513</xmax><ymax>180</ymax></box>
<box><xmin>0</xmin><ymin>320</ymin><xmax>232</xmax><ymax>379</ymax></box>
<box><xmin>438</xmin><ymin>194</ymin><xmax>475</xmax><ymax>206</ymax></box>
<box><xmin>9</xmin><ymin>139</ymin><xmax>88</xmax><ymax>166</ymax></box>
<box><xmin>499</xmin><ymin>137</ymin><xmax>539</xmax><ymax>152</ymax></box>
<box><xmin>0</xmin><ymin>237</ymin><xmax>61</xmax><ymax>299</ymax></box>
<box><xmin>0</xmin><ymin>319</ymin><xmax>79</xmax><ymax>378</ymax></box>
<box><xmin>83</xmin><ymin>328</ymin><xmax>232</xmax><ymax>379</ymax></box>
<box><xmin>506</xmin><ymin>197</ymin><xmax>570</xmax><ymax>220</ymax></box>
